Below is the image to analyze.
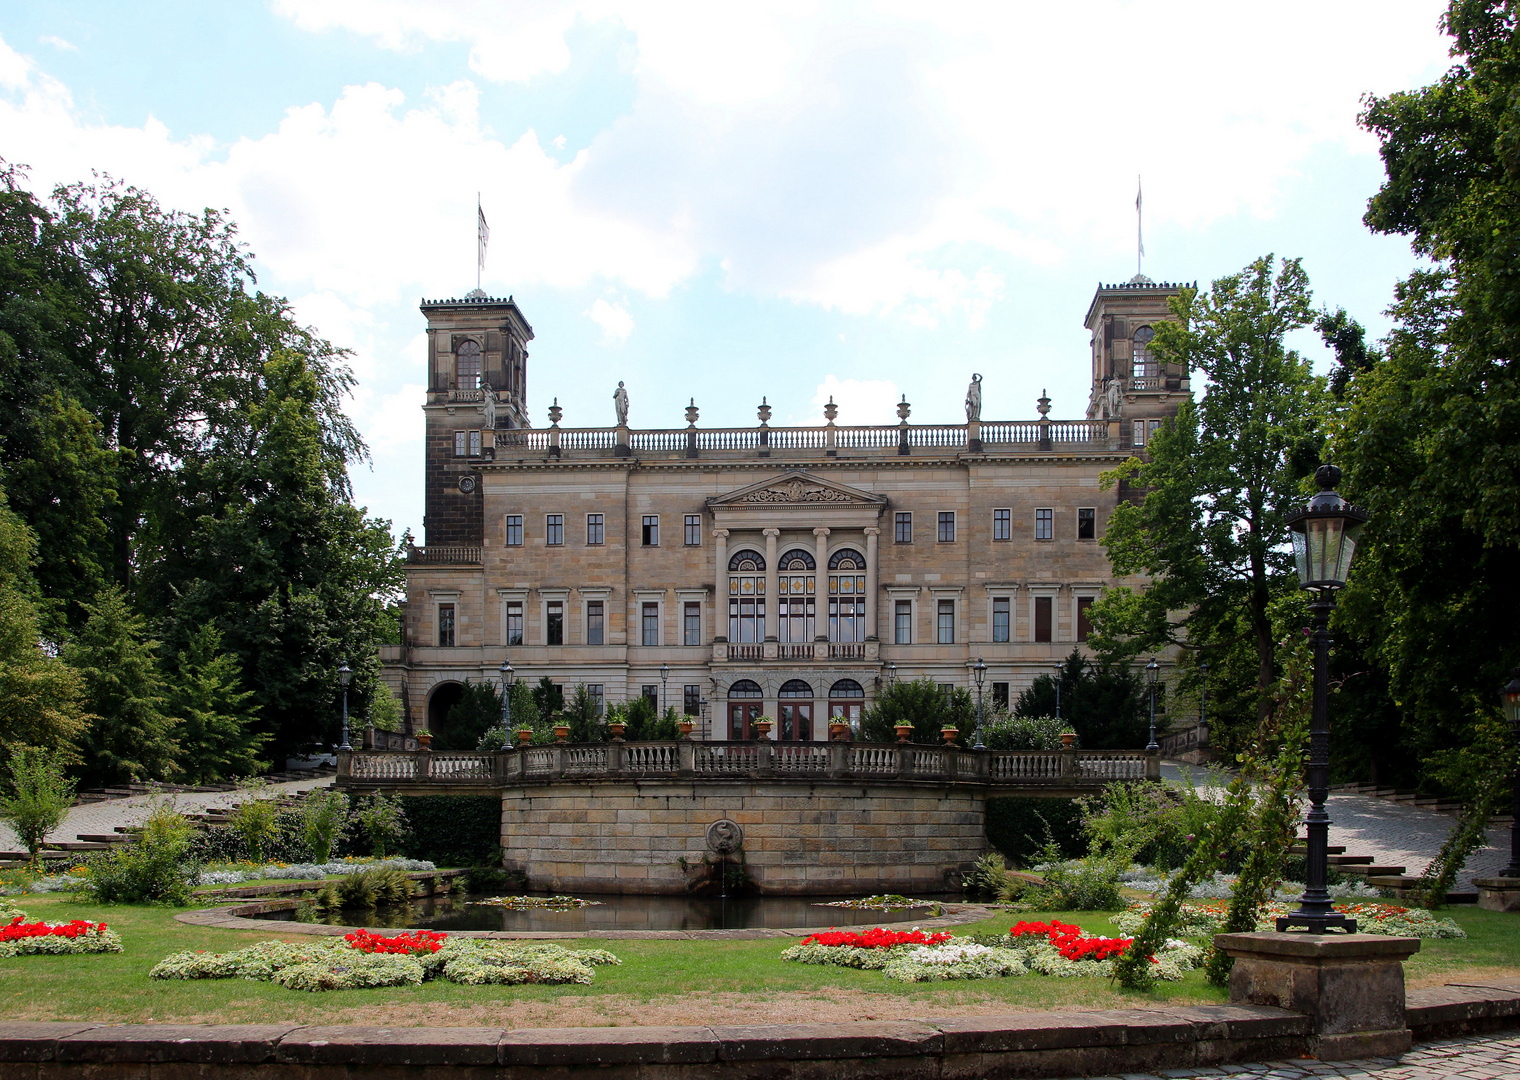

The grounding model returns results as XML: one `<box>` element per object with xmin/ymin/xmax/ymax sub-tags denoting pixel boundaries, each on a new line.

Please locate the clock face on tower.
<box><xmin>457</xmin><ymin>475</ymin><xmax>476</xmax><ymax>494</ymax></box>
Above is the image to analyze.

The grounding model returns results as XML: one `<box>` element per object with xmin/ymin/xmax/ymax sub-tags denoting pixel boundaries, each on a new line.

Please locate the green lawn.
<box><xmin>2</xmin><ymin>895</ymin><xmax>1516</xmax><ymax>1029</ymax></box>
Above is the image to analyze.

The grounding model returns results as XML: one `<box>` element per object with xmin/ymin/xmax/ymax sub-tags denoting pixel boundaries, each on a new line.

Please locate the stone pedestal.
<box><xmin>1473</xmin><ymin>877</ymin><xmax>1520</xmax><ymax>912</ymax></box>
<box><xmin>1215</xmin><ymin>933</ymin><xmax>1420</xmax><ymax>1060</ymax></box>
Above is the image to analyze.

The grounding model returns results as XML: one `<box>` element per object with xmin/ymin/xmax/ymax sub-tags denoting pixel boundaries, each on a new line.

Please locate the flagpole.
<box><xmin>1136</xmin><ymin>175</ymin><xmax>1143</xmax><ymax>277</ymax></box>
<box><xmin>477</xmin><ymin>191</ymin><xmax>482</xmax><ymax>293</ymax></box>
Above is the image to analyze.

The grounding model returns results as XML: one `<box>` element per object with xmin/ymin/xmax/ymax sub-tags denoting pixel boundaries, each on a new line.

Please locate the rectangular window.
<box><xmin>505</xmin><ymin>515</ymin><xmax>523</xmax><ymax>546</ymax></box>
<box><xmin>992</xmin><ymin>682</ymin><xmax>1009</xmax><ymax>709</ymax></box>
<box><xmin>642</xmin><ymin>515</ymin><xmax>659</xmax><ymax>546</ymax></box>
<box><xmin>992</xmin><ymin>597</ymin><xmax>1010</xmax><ymax>643</ymax></box>
<box><xmin>1077</xmin><ymin>507</ymin><xmax>1096</xmax><ymax>540</ymax></box>
<box><xmin>683</xmin><ymin>685</ymin><xmax>702</xmax><ymax>716</ymax></box>
<box><xmin>1035</xmin><ymin>508</ymin><xmax>1053</xmax><ymax>541</ymax></box>
<box><xmin>641</xmin><ymin>602</ymin><xmax>660</xmax><ymax>646</ymax></box>
<box><xmin>1034</xmin><ymin>596</ymin><xmax>1053</xmax><ymax>643</ymax></box>
<box><xmin>453</xmin><ymin>430</ymin><xmax>467</xmax><ymax>456</ymax></box>
<box><xmin>938</xmin><ymin>512</ymin><xmax>956</xmax><ymax>543</ymax></box>
<box><xmin>1149</xmin><ymin>419</ymin><xmax>1162</xmax><ymax>442</ymax></box>
<box><xmin>468</xmin><ymin>429</ymin><xmax>481</xmax><ymax>456</ymax></box>
<box><xmin>894</xmin><ymin>512</ymin><xmax>912</xmax><ymax>543</ymax></box>
<box><xmin>683</xmin><ymin>601</ymin><xmax>701</xmax><ymax>646</ymax></box>
<box><xmin>437</xmin><ymin>603</ymin><xmax>455</xmax><ymax>647</ymax></box>
<box><xmin>505</xmin><ymin>601</ymin><xmax>523</xmax><ymax>646</ymax></box>
<box><xmin>545</xmin><ymin>514</ymin><xmax>563</xmax><ymax>546</ymax></box>
<box><xmin>937</xmin><ymin>599</ymin><xmax>955</xmax><ymax>644</ymax></box>
<box><xmin>546</xmin><ymin>601</ymin><xmax>563</xmax><ymax>645</ymax></box>
<box><xmin>1077</xmin><ymin>596</ymin><xmax>1094</xmax><ymax>642</ymax></box>
<box><xmin>895</xmin><ymin>600</ymin><xmax>912</xmax><ymax>644</ymax></box>
<box><xmin>642</xmin><ymin>685</ymin><xmax>659</xmax><ymax>708</ymax></box>
<box><xmin>586</xmin><ymin>600</ymin><xmax>604</xmax><ymax>645</ymax></box>
<box><xmin>993</xmin><ymin>508</ymin><xmax>1011</xmax><ymax>541</ymax></box>
<box><xmin>1133</xmin><ymin>419</ymin><xmax>1146</xmax><ymax>446</ymax></box>
<box><xmin>684</xmin><ymin>515</ymin><xmax>701</xmax><ymax>546</ymax></box>
<box><xmin>586</xmin><ymin>513</ymin><xmax>604</xmax><ymax>545</ymax></box>
<box><xmin>587</xmin><ymin>684</ymin><xmax>604</xmax><ymax>718</ymax></box>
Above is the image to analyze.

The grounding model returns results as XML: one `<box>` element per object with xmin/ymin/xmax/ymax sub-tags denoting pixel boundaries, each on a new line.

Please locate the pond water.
<box><xmin>249</xmin><ymin>892</ymin><xmax>959</xmax><ymax>933</ymax></box>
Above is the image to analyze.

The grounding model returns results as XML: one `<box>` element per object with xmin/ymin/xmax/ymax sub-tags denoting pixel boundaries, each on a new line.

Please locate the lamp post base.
<box><xmin>1472</xmin><ymin>877</ymin><xmax>1520</xmax><ymax>912</ymax></box>
<box><xmin>1275</xmin><ymin>910</ymin><xmax>1358</xmax><ymax>934</ymax></box>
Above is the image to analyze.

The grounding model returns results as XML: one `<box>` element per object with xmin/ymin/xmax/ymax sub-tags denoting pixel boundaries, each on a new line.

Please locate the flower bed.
<box><xmin>0</xmin><ymin>914</ymin><xmax>123</xmax><ymax>956</ymax></box>
<box><xmin>150</xmin><ymin>932</ymin><xmax>620</xmax><ymax>991</ymax></box>
<box><xmin>197</xmin><ymin>858</ymin><xmax>438</xmax><ymax>887</ymax></box>
<box><xmin>469</xmin><ymin>895</ymin><xmax>603</xmax><ymax>909</ymax></box>
<box><xmin>814</xmin><ymin>895</ymin><xmax>942</xmax><ymax>912</ymax></box>
<box><xmin>781</xmin><ymin>928</ymin><xmax>953</xmax><ymax>970</ymax></box>
<box><xmin>1110</xmin><ymin>900</ymin><xmax>1466</xmax><ymax>939</ymax></box>
<box><xmin>1116</xmin><ymin>867</ymin><xmax>1380</xmax><ymax>901</ymax></box>
<box><xmin>881</xmin><ymin>941</ymin><xmax>1027</xmax><ymax>982</ymax></box>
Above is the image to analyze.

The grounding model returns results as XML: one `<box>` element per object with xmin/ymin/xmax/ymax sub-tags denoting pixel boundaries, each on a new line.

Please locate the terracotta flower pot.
<box><xmin>416</xmin><ymin>733</ymin><xmax>433</xmax><ymax>750</ymax></box>
<box><xmin>608</xmin><ymin>722</ymin><xmax>626</xmax><ymax>741</ymax></box>
<box><xmin>554</xmin><ymin>724</ymin><xmax>571</xmax><ymax>743</ymax></box>
<box><xmin>828</xmin><ymin>721</ymin><xmax>850</xmax><ymax>742</ymax></box>
<box><xmin>752</xmin><ymin>719</ymin><xmax>773</xmax><ymax>741</ymax></box>
<box><xmin>678</xmin><ymin>720</ymin><xmax>695</xmax><ymax>738</ymax></box>
<box><xmin>1060</xmin><ymin>732</ymin><xmax>1078</xmax><ymax>747</ymax></box>
<box><xmin>941</xmin><ymin>726</ymin><xmax>960</xmax><ymax>745</ymax></box>
<box><xmin>516</xmin><ymin>728</ymin><xmax>534</xmax><ymax>747</ymax></box>
<box><xmin>894</xmin><ymin>723</ymin><xmax>913</xmax><ymax>744</ymax></box>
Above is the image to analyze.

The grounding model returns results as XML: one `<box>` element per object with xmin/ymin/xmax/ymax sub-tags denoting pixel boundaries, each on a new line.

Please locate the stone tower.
<box><xmin>1083</xmin><ymin>276</ymin><xmax>1193</xmax><ymax>449</ymax></box>
<box><xmin>419</xmin><ymin>293</ymin><xmax>534</xmax><ymax>547</ymax></box>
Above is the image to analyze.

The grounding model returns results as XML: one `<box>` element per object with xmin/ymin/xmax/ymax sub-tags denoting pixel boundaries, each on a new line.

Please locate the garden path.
<box><xmin>1061</xmin><ymin>1029</ymin><xmax>1520</xmax><ymax>1079</ymax></box>
<box><xmin>0</xmin><ymin>775</ymin><xmax>334</xmax><ymax>855</ymax></box>
<box><xmin>1161</xmin><ymin>763</ymin><xmax>1509</xmax><ymax>891</ymax></box>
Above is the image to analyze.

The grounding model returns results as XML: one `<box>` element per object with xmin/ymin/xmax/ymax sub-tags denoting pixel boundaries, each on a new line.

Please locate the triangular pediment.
<box><xmin>708</xmin><ymin>471</ymin><xmax>888</xmax><ymax>508</ymax></box>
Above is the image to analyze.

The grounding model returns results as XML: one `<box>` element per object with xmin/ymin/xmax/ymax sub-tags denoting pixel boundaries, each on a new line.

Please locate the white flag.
<box><xmin>477</xmin><ymin>199</ymin><xmax>490</xmax><ymax>273</ymax></box>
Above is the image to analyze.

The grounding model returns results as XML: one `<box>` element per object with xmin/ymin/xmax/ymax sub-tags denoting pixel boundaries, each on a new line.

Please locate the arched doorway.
<box><xmin>778</xmin><ymin>679</ymin><xmax>814</xmax><ymax>742</ymax></box>
<box><xmin>727</xmin><ymin>679</ymin><xmax>763</xmax><ymax>740</ymax></box>
<box><xmin>829</xmin><ymin>678</ymin><xmax>865</xmax><ymax>737</ymax></box>
<box><xmin>426</xmin><ymin>682</ymin><xmax>466</xmax><ymax>738</ymax></box>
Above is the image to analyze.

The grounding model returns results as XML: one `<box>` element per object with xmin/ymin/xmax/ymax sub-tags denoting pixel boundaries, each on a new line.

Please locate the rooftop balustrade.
<box><xmin>337</xmin><ymin>740</ymin><xmax>1159</xmax><ymax>791</ymax></box>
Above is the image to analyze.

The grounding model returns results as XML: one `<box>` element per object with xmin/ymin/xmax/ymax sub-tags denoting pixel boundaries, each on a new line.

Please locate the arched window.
<box><xmin>828</xmin><ymin>679</ymin><xmax>864</xmax><ymax>698</ymax></box>
<box><xmin>777</xmin><ymin>549</ymin><xmax>816</xmax><ymax>643</ymax></box>
<box><xmin>728</xmin><ymin>680</ymin><xmax>763</xmax><ymax>698</ymax></box>
<box><xmin>727</xmin><ymin>679</ymin><xmax>763</xmax><ymax>740</ymax></box>
<box><xmin>827</xmin><ymin>678</ymin><xmax>865</xmax><ymax>736</ymax></box>
<box><xmin>455</xmin><ymin>339</ymin><xmax>482</xmax><ymax>391</ymax></box>
<box><xmin>828</xmin><ymin>549</ymin><xmax>866</xmax><ymax>643</ymax></box>
<box><xmin>1132</xmin><ymin>325</ymin><xmax>1155</xmax><ymax>381</ymax></box>
<box><xmin>779</xmin><ymin>679</ymin><xmax>814</xmax><ymax>697</ymax></box>
<box><xmin>777</xmin><ymin>679</ymin><xmax>813</xmax><ymax>742</ymax></box>
<box><xmin>728</xmin><ymin>551</ymin><xmax>765</xmax><ymax>644</ymax></box>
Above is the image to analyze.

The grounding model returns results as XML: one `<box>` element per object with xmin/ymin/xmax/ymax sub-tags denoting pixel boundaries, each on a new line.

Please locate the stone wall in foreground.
<box><xmin>499</xmin><ymin>779</ymin><xmax>986</xmax><ymax>895</ymax></box>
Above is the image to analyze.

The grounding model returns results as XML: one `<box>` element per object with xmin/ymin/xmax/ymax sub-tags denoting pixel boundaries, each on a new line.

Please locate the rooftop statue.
<box><xmin>614</xmin><ymin>381</ymin><xmax>629</xmax><ymax>426</ymax></box>
<box><xmin>965</xmin><ymin>373</ymin><xmax>983</xmax><ymax>423</ymax></box>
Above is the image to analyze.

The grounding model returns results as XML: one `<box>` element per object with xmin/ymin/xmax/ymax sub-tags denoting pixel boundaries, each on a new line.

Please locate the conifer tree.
<box><xmin>170</xmin><ymin>622</ymin><xmax>265</xmax><ymax>783</ymax></box>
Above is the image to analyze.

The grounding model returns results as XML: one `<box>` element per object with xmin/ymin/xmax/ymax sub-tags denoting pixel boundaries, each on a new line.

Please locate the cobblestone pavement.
<box><xmin>1062</xmin><ymin>1031</ymin><xmax>1520</xmax><ymax>1079</ymax></box>
<box><xmin>0</xmin><ymin>776</ymin><xmax>334</xmax><ymax>854</ymax></box>
<box><xmin>1160</xmin><ymin>763</ymin><xmax>1506</xmax><ymax>891</ymax></box>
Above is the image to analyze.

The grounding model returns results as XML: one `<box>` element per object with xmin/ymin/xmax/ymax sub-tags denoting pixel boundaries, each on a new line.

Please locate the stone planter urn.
<box><xmin>895</xmin><ymin>723</ymin><xmax>913</xmax><ymax>743</ymax></box>
<box><xmin>828</xmin><ymin>721</ymin><xmax>850</xmax><ymax>742</ymax></box>
<box><xmin>607</xmin><ymin>721</ymin><xmax>626</xmax><ymax>741</ymax></box>
<box><xmin>941</xmin><ymin>726</ymin><xmax>959</xmax><ymax>744</ymax></box>
<box><xmin>415</xmin><ymin>731</ymin><xmax>433</xmax><ymax>750</ymax></box>
<box><xmin>515</xmin><ymin>728</ymin><xmax>534</xmax><ymax>747</ymax></box>
<box><xmin>752</xmin><ymin>719</ymin><xmax>774</xmax><ymax>741</ymax></box>
<box><xmin>553</xmin><ymin>724</ymin><xmax>571</xmax><ymax>743</ymax></box>
<box><xmin>1060</xmin><ymin>732</ymin><xmax>1078</xmax><ymax>747</ymax></box>
<box><xmin>678</xmin><ymin>720</ymin><xmax>695</xmax><ymax>738</ymax></box>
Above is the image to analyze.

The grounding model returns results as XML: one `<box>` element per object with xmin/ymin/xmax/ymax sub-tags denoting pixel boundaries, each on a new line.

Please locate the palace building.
<box><xmin>379</xmin><ymin>277</ymin><xmax>1192</xmax><ymax>742</ymax></box>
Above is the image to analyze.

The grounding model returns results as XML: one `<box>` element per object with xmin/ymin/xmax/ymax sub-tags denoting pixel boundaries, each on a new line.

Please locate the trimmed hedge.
<box><xmin>985</xmin><ymin>797</ymin><xmax>1088</xmax><ymax>867</ymax></box>
<box><xmin>397</xmin><ymin>795</ymin><xmax>501</xmax><ymax>867</ymax></box>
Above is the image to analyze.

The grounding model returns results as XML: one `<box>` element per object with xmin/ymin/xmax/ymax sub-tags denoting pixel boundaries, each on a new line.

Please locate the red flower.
<box><xmin>1009</xmin><ymin>920</ymin><xmax>1133</xmax><ymax>961</ymax></box>
<box><xmin>799</xmin><ymin>927</ymin><xmax>951</xmax><ymax>949</ymax></box>
<box><xmin>0</xmin><ymin>917</ymin><xmax>106</xmax><ymax>942</ymax></box>
<box><xmin>343</xmin><ymin>929</ymin><xmax>447</xmax><ymax>955</ymax></box>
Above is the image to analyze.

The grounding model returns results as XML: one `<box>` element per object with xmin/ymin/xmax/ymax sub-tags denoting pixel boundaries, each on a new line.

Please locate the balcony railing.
<box><xmin>406</xmin><ymin>545</ymin><xmax>482</xmax><ymax>565</ymax></box>
<box><xmin>338</xmin><ymin>741</ymin><xmax>1159</xmax><ymax>788</ymax></box>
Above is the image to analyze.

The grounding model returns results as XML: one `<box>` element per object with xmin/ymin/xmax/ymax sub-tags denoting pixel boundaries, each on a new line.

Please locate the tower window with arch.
<box><xmin>827</xmin><ymin>548</ymin><xmax>866</xmax><ymax>643</ymax></box>
<box><xmin>727</xmin><ymin>549</ymin><xmax>766</xmax><ymax>644</ymax></box>
<box><xmin>455</xmin><ymin>339</ymin><xmax>482</xmax><ymax>390</ymax></box>
<box><xmin>776</xmin><ymin>549</ymin><xmax>816</xmax><ymax>643</ymax></box>
<box><xmin>1132</xmin><ymin>325</ymin><xmax>1155</xmax><ymax>381</ymax></box>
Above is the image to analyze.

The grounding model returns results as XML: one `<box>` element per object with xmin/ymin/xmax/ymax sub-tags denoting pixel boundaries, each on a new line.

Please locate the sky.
<box><xmin>0</xmin><ymin>1</ymin><xmax>1455</xmax><ymax>541</ymax></box>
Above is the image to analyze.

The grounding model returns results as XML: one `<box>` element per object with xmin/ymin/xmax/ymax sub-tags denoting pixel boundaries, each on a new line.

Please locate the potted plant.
<box><xmin>940</xmin><ymin>725</ymin><xmax>959</xmax><ymax>745</ymax></box>
<box><xmin>515</xmin><ymin>728</ymin><xmax>534</xmax><ymax>747</ymax></box>
<box><xmin>414</xmin><ymin>727</ymin><xmax>433</xmax><ymax>750</ymax></box>
<box><xmin>553</xmin><ymin>723</ymin><xmax>571</xmax><ymax>743</ymax></box>
<box><xmin>752</xmin><ymin>717</ymin><xmax>774</xmax><ymax>740</ymax></box>
<box><xmin>677</xmin><ymin>719</ymin><xmax>695</xmax><ymax>738</ymax></box>
<box><xmin>1060</xmin><ymin>731</ymin><xmax>1078</xmax><ymax>747</ymax></box>
<box><xmin>894</xmin><ymin>722</ymin><xmax>913</xmax><ymax>743</ymax></box>
<box><xmin>828</xmin><ymin>720</ymin><xmax>850</xmax><ymax>742</ymax></box>
<box><xmin>607</xmin><ymin>720</ymin><xmax>627</xmax><ymax>740</ymax></box>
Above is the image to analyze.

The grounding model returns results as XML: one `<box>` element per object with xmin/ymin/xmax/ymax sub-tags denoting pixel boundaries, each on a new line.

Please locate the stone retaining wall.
<box><xmin>500</xmin><ymin>778</ymin><xmax>986</xmax><ymax>894</ymax></box>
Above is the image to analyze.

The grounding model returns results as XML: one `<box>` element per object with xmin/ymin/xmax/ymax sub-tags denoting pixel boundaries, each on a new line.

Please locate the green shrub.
<box><xmin>229</xmin><ymin>790</ymin><xmax>281</xmax><ymax>864</ymax></box>
<box><xmin>394</xmin><ymin>795</ymin><xmax>500</xmax><ymax>866</ymax></box>
<box><xmin>88</xmin><ymin>801</ymin><xmax>200</xmax><ymax>905</ymax></box>
<box><xmin>961</xmin><ymin>852</ymin><xmax>1011</xmax><ymax>898</ymax></box>
<box><xmin>0</xmin><ymin>745</ymin><xmax>77</xmax><ymax>868</ymax></box>
<box><xmin>861</xmin><ymin>677</ymin><xmax>975</xmax><ymax>744</ymax></box>
<box><xmin>985</xmin><ymin>797</ymin><xmax>1086</xmax><ymax>866</ymax></box>
<box><xmin>1031</xmin><ymin>853</ymin><xmax>1127</xmax><ymax>911</ymax></box>
<box><xmin>301</xmin><ymin>789</ymin><xmax>351</xmax><ymax>864</ymax></box>
<box><xmin>981</xmin><ymin>710</ymin><xmax>1069</xmax><ymax>751</ymax></box>
<box><xmin>354</xmin><ymin>792</ymin><xmax>408</xmax><ymax>857</ymax></box>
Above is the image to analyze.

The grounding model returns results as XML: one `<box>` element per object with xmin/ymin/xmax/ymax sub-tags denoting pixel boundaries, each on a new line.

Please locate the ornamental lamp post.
<box><xmin>1053</xmin><ymin>661</ymin><xmax>1064</xmax><ymax>721</ymax></box>
<box><xmin>1277</xmin><ymin>463</ymin><xmax>1369</xmax><ymax>934</ymax></box>
<box><xmin>659</xmin><ymin>662</ymin><xmax>670</xmax><ymax>717</ymax></box>
<box><xmin>498</xmin><ymin>659</ymin><xmax>516</xmax><ymax>750</ymax></box>
<box><xmin>337</xmin><ymin>663</ymin><xmax>353</xmax><ymax>752</ymax></box>
<box><xmin>1145</xmin><ymin>658</ymin><xmax>1160</xmax><ymax>752</ymax></box>
<box><xmin>972</xmin><ymin>657</ymin><xmax>987</xmax><ymax>750</ymax></box>
<box><xmin>1199</xmin><ymin>660</ymin><xmax>1211</xmax><ymax>749</ymax></box>
<box><xmin>887</xmin><ymin>661</ymin><xmax>898</xmax><ymax>687</ymax></box>
<box><xmin>1498</xmin><ymin>670</ymin><xmax>1520</xmax><ymax>878</ymax></box>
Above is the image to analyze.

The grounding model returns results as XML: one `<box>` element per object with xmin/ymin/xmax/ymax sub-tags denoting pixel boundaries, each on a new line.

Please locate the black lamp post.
<box><xmin>1199</xmin><ymin>660</ymin><xmax>1210</xmax><ymax>734</ymax></box>
<box><xmin>659</xmin><ymin>662</ymin><xmax>670</xmax><ymax>718</ymax></box>
<box><xmin>1053</xmin><ymin>661</ymin><xmax>1063</xmax><ymax>721</ymax></box>
<box><xmin>1145</xmin><ymin>658</ymin><xmax>1160</xmax><ymax>752</ymax></box>
<box><xmin>1498</xmin><ymin>670</ymin><xmax>1520</xmax><ymax>878</ymax></box>
<box><xmin>498</xmin><ymin>659</ymin><xmax>515</xmax><ymax>750</ymax></box>
<box><xmin>887</xmin><ymin>661</ymin><xmax>898</xmax><ymax>688</ymax></box>
<box><xmin>1277</xmin><ymin>464</ymin><xmax>1368</xmax><ymax>934</ymax></box>
<box><xmin>972</xmin><ymin>657</ymin><xmax>987</xmax><ymax>750</ymax></box>
<box><xmin>337</xmin><ymin>663</ymin><xmax>353</xmax><ymax>751</ymax></box>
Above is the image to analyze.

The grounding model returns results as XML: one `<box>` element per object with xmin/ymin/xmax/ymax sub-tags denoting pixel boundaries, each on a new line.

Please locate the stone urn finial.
<box><xmin>824</xmin><ymin>396</ymin><xmax>838</xmax><ymax>424</ymax></box>
<box><xmin>1037</xmin><ymin>389</ymin><xmax>1051</xmax><ymax>418</ymax></box>
<box><xmin>548</xmin><ymin>397</ymin><xmax>562</xmax><ymax>427</ymax></box>
<box><xmin>686</xmin><ymin>398</ymin><xmax>700</xmax><ymax>428</ymax></box>
<box><xmin>897</xmin><ymin>395</ymin><xmax>912</xmax><ymax>422</ymax></box>
<box><xmin>757</xmin><ymin>397</ymin><xmax>772</xmax><ymax>426</ymax></box>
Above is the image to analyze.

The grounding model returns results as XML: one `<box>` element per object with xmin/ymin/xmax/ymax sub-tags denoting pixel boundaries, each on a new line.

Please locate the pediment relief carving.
<box><xmin>711</xmin><ymin>471</ymin><xmax>886</xmax><ymax>508</ymax></box>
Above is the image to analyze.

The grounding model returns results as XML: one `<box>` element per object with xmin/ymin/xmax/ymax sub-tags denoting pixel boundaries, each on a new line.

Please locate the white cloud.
<box><xmin>587</xmin><ymin>297</ymin><xmax>633</xmax><ymax>342</ymax></box>
<box><xmin>39</xmin><ymin>35</ymin><xmax>76</xmax><ymax>52</ymax></box>
<box><xmin>799</xmin><ymin>374</ymin><xmax>901</xmax><ymax>427</ymax></box>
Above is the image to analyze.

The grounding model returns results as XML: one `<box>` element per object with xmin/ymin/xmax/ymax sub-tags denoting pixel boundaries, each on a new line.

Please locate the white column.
<box><xmin>864</xmin><ymin>526</ymin><xmax>880</xmax><ymax>640</ymax></box>
<box><xmin>713</xmin><ymin>528</ymin><xmax>729</xmax><ymax>640</ymax></box>
<box><xmin>763</xmin><ymin>528</ymin><xmax>780</xmax><ymax>641</ymax></box>
<box><xmin>812</xmin><ymin>527</ymin><xmax>830</xmax><ymax>643</ymax></box>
